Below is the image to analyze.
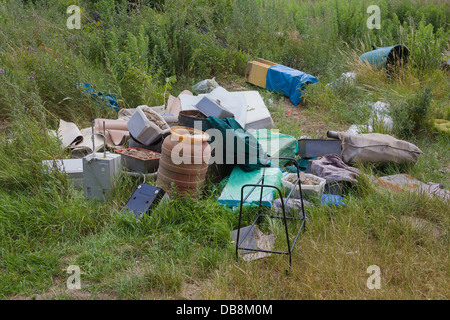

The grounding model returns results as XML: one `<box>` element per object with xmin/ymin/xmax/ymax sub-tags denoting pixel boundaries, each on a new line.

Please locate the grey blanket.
<box><xmin>310</xmin><ymin>154</ymin><xmax>361</xmax><ymax>184</ymax></box>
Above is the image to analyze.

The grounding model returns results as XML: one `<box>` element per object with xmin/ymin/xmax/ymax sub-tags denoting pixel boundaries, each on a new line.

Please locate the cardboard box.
<box><xmin>245</xmin><ymin>58</ymin><xmax>276</xmax><ymax>88</ymax></box>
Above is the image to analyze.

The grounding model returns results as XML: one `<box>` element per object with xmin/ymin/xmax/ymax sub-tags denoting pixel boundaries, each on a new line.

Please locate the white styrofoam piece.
<box><xmin>281</xmin><ymin>173</ymin><xmax>326</xmax><ymax>200</ymax></box>
<box><xmin>42</xmin><ymin>159</ymin><xmax>84</xmax><ymax>189</ymax></box>
<box><xmin>180</xmin><ymin>87</ymin><xmax>247</xmax><ymax>128</ymax></box>
<box><xmin>179</xmin><ymin>94</ymin><xmax>203</xmax><ymax>111</ymax></box>
<box><xmin>179</xmin><ymin>90</ymin><xmax>273</xmax><ymax>130</ymax></box>
<box><xmin>127</xmin><ymin>106</ymin><xmax>170</xmax><ymax>145</ymax></box>
<box><xmin>242</xmin><ymin>91</ymin><xmax>274</xmax><ymax>130</ymax></box>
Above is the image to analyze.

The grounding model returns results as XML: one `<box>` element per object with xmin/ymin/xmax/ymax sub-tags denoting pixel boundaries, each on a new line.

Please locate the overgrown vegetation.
<box><xmin>0</xmin><ymin>0</ymin><xmax>449</xmax><ymax>299</ymax></box>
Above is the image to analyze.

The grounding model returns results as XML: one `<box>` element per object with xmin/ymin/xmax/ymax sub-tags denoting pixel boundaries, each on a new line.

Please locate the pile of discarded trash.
<box><xmin>42</xmin><ymin>57</ymin><xmax>448</xmax><ymax>263</ymax></box>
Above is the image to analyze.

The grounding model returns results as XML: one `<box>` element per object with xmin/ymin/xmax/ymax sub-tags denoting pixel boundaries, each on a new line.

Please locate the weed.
<box><xmin>391</xmin><ymin>85</ymin><xmax>434</xmax><ymax>139</ymax></box>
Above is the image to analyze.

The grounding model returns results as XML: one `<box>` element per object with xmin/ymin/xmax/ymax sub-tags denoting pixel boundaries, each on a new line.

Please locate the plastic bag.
<box><xmin>191</xmin><ymin>77</ymin><xmax>220</xmax><ymax>94</ymax></box>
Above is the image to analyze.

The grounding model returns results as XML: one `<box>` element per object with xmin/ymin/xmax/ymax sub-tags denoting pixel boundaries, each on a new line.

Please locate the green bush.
<box><xmin>407</xmin><ymin>19</ymin><xmax>448</xmax><ymax>72</ymax></box>
<box><xmin>392</xmin><ymin>86</ymin><xmax>434</xmax><ymax>139</ymax></box>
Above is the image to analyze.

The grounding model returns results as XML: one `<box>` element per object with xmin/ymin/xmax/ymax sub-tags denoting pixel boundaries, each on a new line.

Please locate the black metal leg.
<box><xmin>236</xmin><ymin>186</ymin><xmax>245</xmax><ymax>264</ymax></box>
<box><xmin>235</xmin><ymin>157</ymin><xmax>307</xmax><ymax>272</ymax></box>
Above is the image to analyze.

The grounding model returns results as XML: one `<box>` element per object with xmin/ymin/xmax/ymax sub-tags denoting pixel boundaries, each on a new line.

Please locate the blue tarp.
<box><xmin>321</xmin><ymin>194</ymin><xmax>345</xmax><ymax>206</ymax></box>
<box><xmin>77</xmin><ymin>82</ymin><xmax>120</xmax><ymax>111</ymax></box>
<box><xmin>265</xmin><ymin>64</ymin><xmax>318</xmax><ymax>106</ymax></box>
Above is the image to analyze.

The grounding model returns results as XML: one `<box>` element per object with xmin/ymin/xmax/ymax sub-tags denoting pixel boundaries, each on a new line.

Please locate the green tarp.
<box><xmin>251</xmin><ymin>129</ymin><xmax>298</xmax><ymax>167</ymax></box>
<box><xmin>207</xmin><ymin>117</ymin><xmax>271</xmax><ymax>172</ymax></box>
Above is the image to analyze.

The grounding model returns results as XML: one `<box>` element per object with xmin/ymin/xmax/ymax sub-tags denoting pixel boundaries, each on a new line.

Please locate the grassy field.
<box><xmin>0</xmin><ymin>0</ymin><xmax>449</xmax><ymax>300</ymax></box>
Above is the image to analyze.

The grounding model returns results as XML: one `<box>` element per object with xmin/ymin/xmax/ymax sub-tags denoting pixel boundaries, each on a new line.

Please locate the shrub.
<box><xmin>407</xmin><ymin>19</ymin><xmax>448</xmax><ymax>72</ymax></box>
<box><xmin>391</xmin><ymin>85</ymin><xmax>434</xmax><ymax>139</ymax></box>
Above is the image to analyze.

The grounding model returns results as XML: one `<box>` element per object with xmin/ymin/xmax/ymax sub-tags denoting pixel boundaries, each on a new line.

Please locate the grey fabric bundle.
<box><xmin>310</xmin><ymin>153</ymin><xmax>361</xmax><ymax>184</ymax></box>
<box><xmin>338</xmin><ymin>132</ymin><xmax>422</xmax><ymax>164</ymax></box>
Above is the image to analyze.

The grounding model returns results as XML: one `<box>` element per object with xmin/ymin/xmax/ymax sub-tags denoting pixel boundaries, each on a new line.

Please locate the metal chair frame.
<box><xmin>235</xmin><ymin>157</ymin><xmax>307</xmax><ymax>270</ymax></box>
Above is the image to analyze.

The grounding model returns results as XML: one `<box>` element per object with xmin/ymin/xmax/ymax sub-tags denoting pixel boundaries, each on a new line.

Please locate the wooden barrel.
<box><xmin>156</xmin><ymin>126</ymin><xmax>211</xmax><ymax>198</ymax></box>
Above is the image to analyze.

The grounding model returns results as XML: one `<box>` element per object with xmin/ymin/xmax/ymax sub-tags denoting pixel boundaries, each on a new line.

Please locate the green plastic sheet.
<box><xmin>251</xmin><ymin>129</ymin><xmax>298</xmax><ymax>167</ymax></box>
<box><xmin>218</xmin><ymin>166</ymin><xmax>283</xmax><ymax>208</ymax></box>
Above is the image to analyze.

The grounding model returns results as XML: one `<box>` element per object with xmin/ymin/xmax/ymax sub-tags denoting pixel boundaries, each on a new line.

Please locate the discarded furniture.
<box><xmin>235</xmin><ymin>157</ymin><xmax>307</xmax><ymax>271</ymax></box>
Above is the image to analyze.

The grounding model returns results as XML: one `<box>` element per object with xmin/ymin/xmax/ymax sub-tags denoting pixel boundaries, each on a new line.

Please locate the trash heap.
<box><xmin>42</xmin><ymin>57</ymin><xmax>448</xmax><ymax>264</ymax></box>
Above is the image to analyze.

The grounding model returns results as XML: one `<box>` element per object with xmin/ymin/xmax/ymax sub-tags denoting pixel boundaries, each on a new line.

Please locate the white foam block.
<box><xmin>180</xmin><ymin>89</ymin><xmax>273</xmax><ymax>130</ymax></box>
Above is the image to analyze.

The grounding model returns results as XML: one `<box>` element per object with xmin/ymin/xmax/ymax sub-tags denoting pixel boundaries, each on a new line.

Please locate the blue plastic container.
<box><xmin>360</xmin><ymin>45</ymin><xmax>409</xmax><ymax>70</ymax></box>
